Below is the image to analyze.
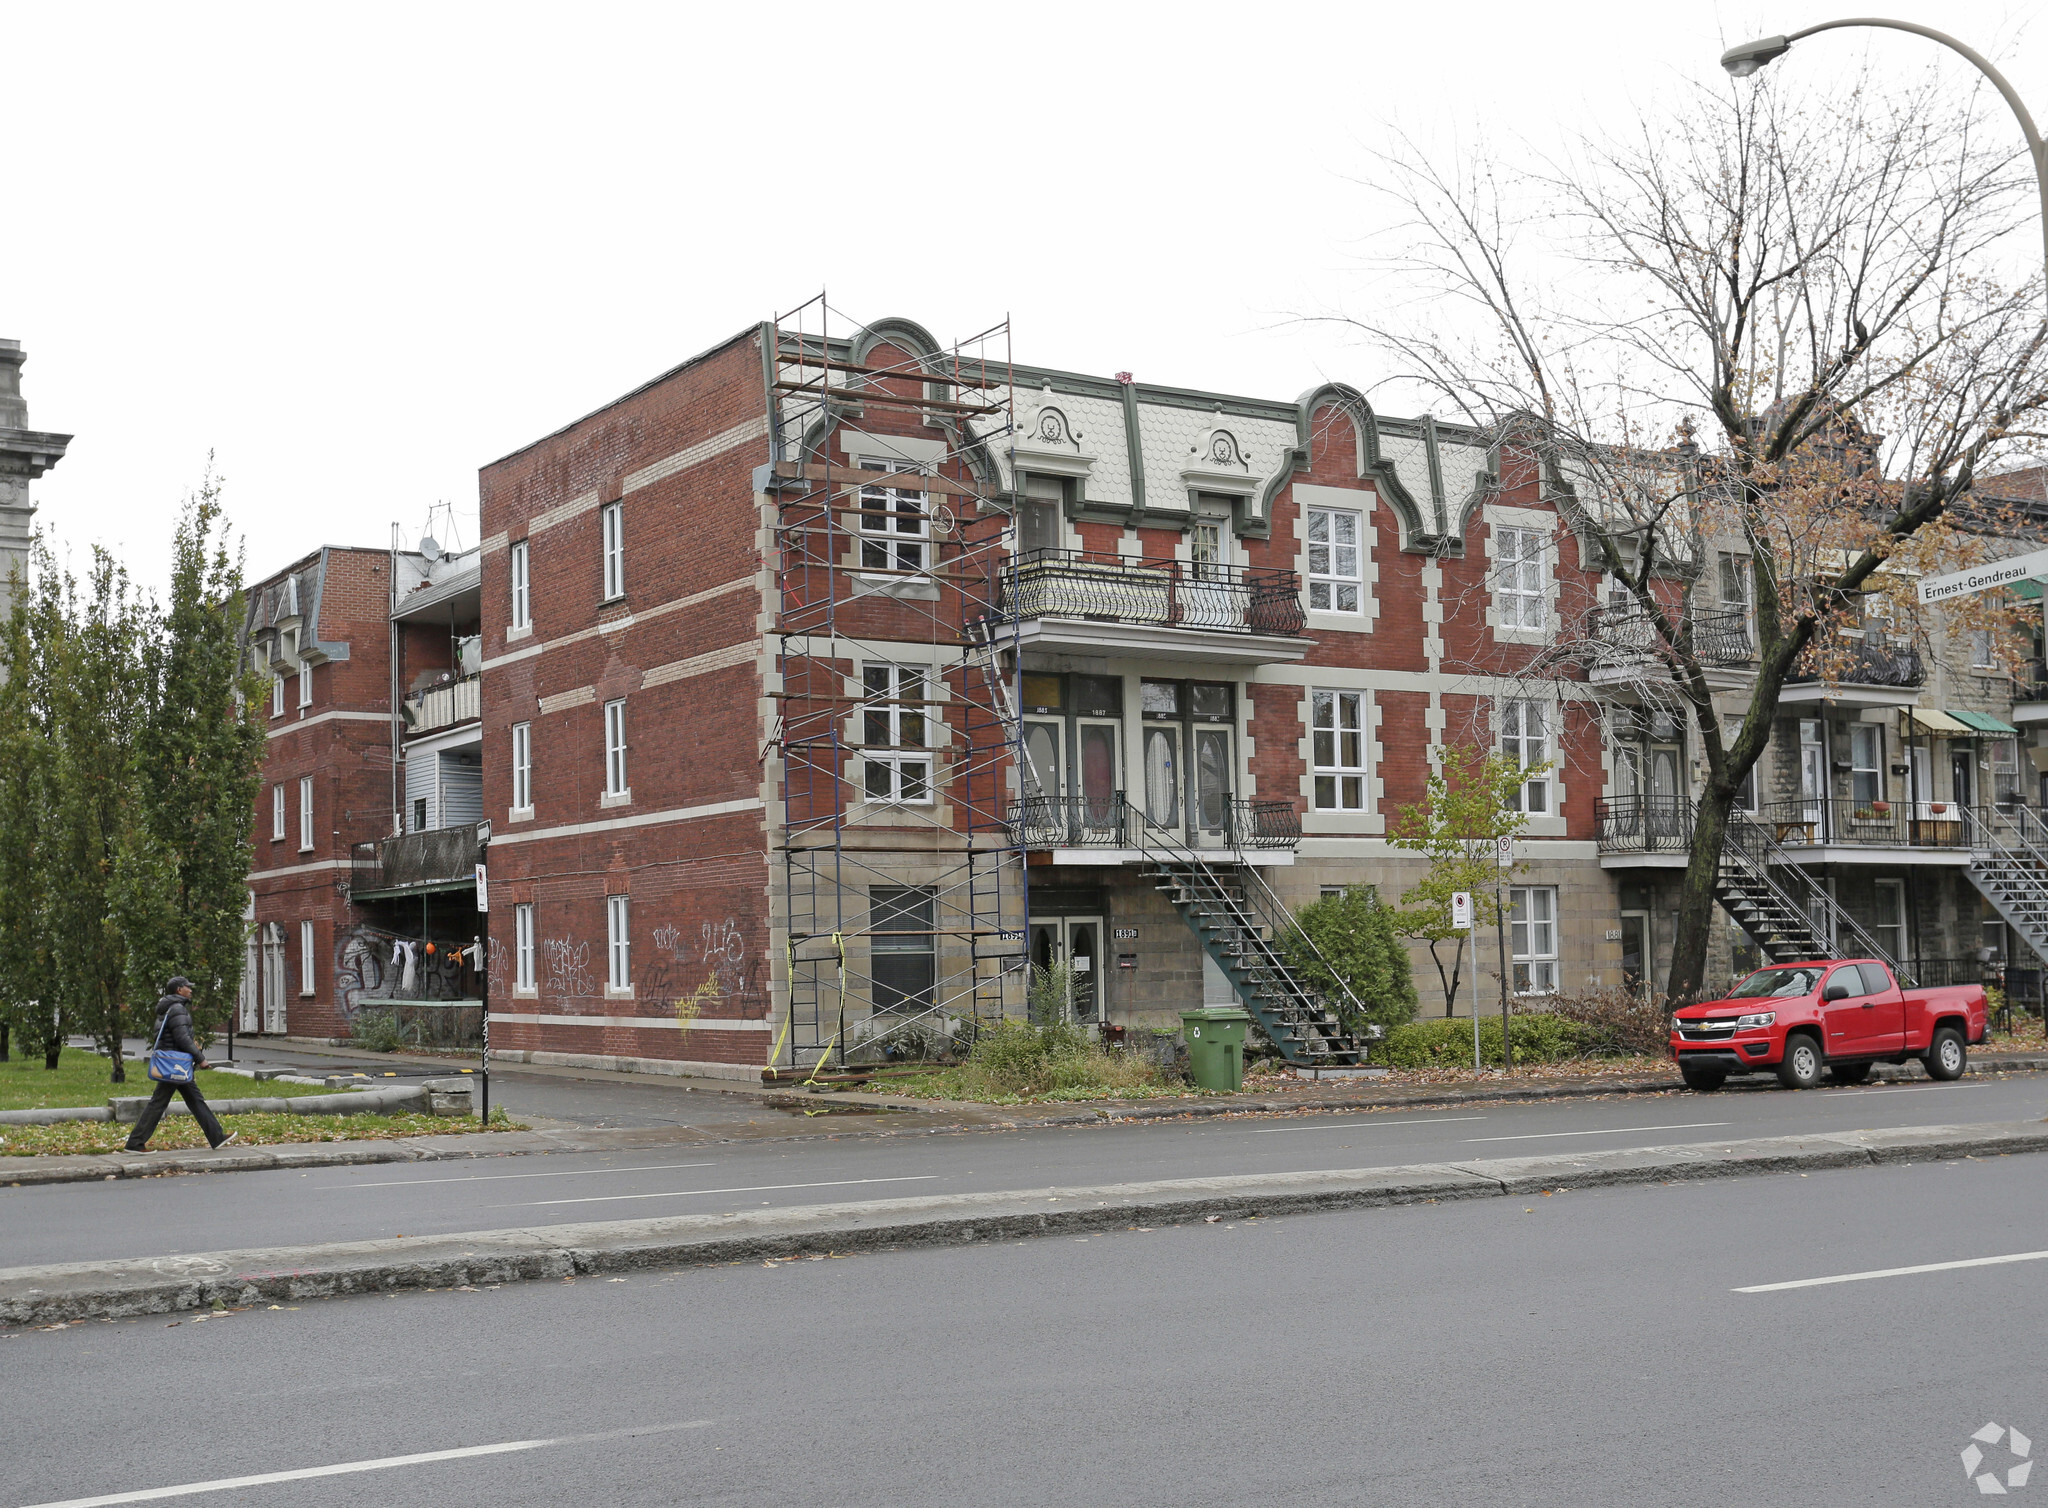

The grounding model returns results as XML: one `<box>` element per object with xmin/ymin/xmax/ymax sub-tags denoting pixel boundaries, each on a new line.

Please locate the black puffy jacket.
<box><xmin>150</xmin><ymin>994</ymin><xmax>203</xmax><ymax>1061</ymax></box>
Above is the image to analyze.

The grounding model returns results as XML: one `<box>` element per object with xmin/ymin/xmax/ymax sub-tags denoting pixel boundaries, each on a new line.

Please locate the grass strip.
<box><xmin>0</xmin><ymin>1055</ymin><xmax>338</xmax><ymax>1113</ymax></box>
<box><xmin>0</xmin><ymin>1108</ymin><xmax>526</xmax><ymax>1157</ymax></box>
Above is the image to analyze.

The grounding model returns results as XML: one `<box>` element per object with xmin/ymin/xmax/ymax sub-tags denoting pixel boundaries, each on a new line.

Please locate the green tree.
<box><xmin>116</xmin><ymin>479</ymin><xmax>267</xmax><ymax>1045</ymax></box>
<box><xmin>1281</xmin><ymin>886</ymin><xmax>1417</xmax><ymax>1033</ymax></box>
<box><xmin>0</xmin><ymin>556</ymin><xmax>65</xmax><ymax>1069</ymax></box>
<box><xmin>1388</xmin><ymin>744</ymin><xmax>1543</xmax><ymax>1019</ymax></box>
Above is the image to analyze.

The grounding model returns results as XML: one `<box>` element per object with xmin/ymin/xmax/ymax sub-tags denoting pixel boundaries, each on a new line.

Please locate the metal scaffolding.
<box><xmin>762</xmin><ymin>295</ymin><xmax>1028</xmax><ymax>1069</ymax></box>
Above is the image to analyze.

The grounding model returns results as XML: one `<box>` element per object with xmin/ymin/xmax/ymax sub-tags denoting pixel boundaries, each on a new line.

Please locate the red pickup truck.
<box><xmin>1669</xmin><ymin>959</ymin><xmax>1986</xmax><ymax>1091</ymax></box>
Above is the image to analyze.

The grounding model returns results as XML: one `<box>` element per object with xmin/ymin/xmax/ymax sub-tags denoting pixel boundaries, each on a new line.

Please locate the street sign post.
<box><xmin>1451</xmin><ymin>891</ymin><xmax>1474</xmax><ymax>929</ymax></box>
<box><xmin>1918</xmin><ymin>547</ymin><xmax>2048</xmax><ymax>604</ymax></box>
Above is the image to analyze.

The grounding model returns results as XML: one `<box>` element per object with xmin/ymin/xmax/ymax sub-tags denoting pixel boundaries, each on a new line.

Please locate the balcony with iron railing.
<box><xmin>350</xmin><ymin>820</ymin><xmax>487</xmax><ymax>898</ymax></box>
<box><xmin>1586</xmin><ymin>605</ymin><xmax>1754</xmax><ymax>672</ymax></box>
<box><xmin>1598</xmin><ymin>792</ymin><xmax>2001</xmax><ymax>861</ymax></box>
<box><xmin>989</xmin><ymin>549</ymin><xmax>1311</xmax><ymax>663</ymax></box>
<box><xmin>1785</xmin><ymin>637</ymin><xmax>1925</xmax><ymax>699</ymax></box>
<box><xmin>1006</xmin><ymin>792</ymin><xmax>1301</xmax><ymax>856</ymax></box>
<box><xmin>402</xmin><ymin>673</ymin><xmax>481</xmax><ymax>736</ymax></box>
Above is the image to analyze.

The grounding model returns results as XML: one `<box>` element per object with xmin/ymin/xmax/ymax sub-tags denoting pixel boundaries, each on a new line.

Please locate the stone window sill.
<box><xmin>601</xmin><ymin>791</ymin><xmax>632</xmax><ymax>809</ymax></box>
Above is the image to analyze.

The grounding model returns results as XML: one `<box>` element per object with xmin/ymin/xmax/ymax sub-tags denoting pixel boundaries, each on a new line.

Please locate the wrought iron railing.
<box><xmin>1789</xmin><ymin>639</ymin><xmax>1925</xmax><ymax>688</ymax></box>
<box><xmin>1231</xmin><ymin>798</ymin><xmax>1302</xmax><ymax>850</ymax></box>
<box><xmin>351</xmin><ymin>821</ymin><xmax>485</xmax><ymax>894</ymax></box>
<box><xmin>1586</xmin><ymin>605</ymin><xmax>1752</xmax><ymax>666</ymax></box>
<box><xmin>1751</xmin><ymin>798</ymin><xmax>1982</xmax><ymax>849</ymax></box>
<box><xmin>1595</xmin><ymin>794</ymin><xmax>1696</xmax><ymax>853</ymax></box>
<box><xmin>2017</xmin><ymin>659</ymin><xmax>2048</xmax><ymax>704</ymax></box>
<box><xmin>997</xmin><ymin>548</ymin><xmax>1306</xmax><ymax>636</ymax></box>
<box><xmin>1008</xmin><ymin>793</ymin><xmax>1128</xmax><ymax>848</ymax></box>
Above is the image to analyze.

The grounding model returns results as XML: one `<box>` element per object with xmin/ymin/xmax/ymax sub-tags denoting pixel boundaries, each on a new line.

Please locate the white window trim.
<box><xmin>605</xmin><ymin>893</ymin><xmax>632</xmax><ymax>997</ymax></box>
<box><xmin>1296</xmin><ymin>485</ymin><xmax>1378</xmax><ymax>631</ymax></box>
<box><xmin>297</xmin><ymin>663</ymin><xmax>312</xmax><ymax>709</ymax></box>
<box><xmin>513</xmin><ymin>902</ymin><xmax>537</xmax><ymax>996</ymax></box>
<box><xmin>600</xmin><ymin>500</ymin><xmax>625</xmax><ymax>602</ymax></box>
<box><xmin>1310</xmin><ymin>688</ymin><xmax>1368</xmax><ymax>812</ymax></box>
<box><xmin>855</xmin><ymin>457</ymin><xmax>930</xmax><ymax>579</ymax></box>
<box><xmin>1500</xmin><ymin>697</ymin><xmax>1552</xmax><ymax>816</ymax></box>
<box><xmin>299</xmin><ymin>919</ymin><xmax>316</xmax><ymax>997</ymax></box>
<box><xmin>298</xmin><ymin>776</ymin><xmax>315</xmax><ymax>852</ymax></box>
<box><xmin>1509</xmin><ymin>885</ymin><xmax>1559</xmax><ymax>995</ymax></box>
<box><xmin>1484</xmin><ymin>504</ymin><xmax>1558</xmax><ymax>644</ymax></box>
<box><xmin>511</xmin><ymin>721</ymin><xmax>533</xmax><ymax>816</ymax></box>
<box><xmin>603</xmin><ymin>698</ymin><xmax>629</xmax><ymax>802</ymax></box>
<box><xmin>858</xmin><ymin>663</ymin><xmax>935</xmax><ymax>806</ymax></box>
<box><xmin>271</xmin><ymin>783</ymin><xmax>286</xmax><ymax>842</ymax></box>
<box><xmin>271</xmin><ymin>675</ymin><xmax>285</xmax><ymax>718</ymax></box>
<box><xmin>509</xmin><ymin>538</ymin><xmax>531</xmax><ymax>633</ymax></box>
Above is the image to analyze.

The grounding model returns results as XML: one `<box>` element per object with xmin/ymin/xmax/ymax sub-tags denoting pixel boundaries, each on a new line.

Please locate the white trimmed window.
<box><xmin>603</xmin><ymin>699</ymin><xmax>628</xmax><ymax>797</ymax></box>
<box><xmin>297</xmin><ymin>663</ymin><xmax>311</xmax><ymax>708</ymax></box>
<box><xmin>271</xmin><ymin>783</ymin><xmax>285</xmax><ymax>841</ymax></box>
<box><xmin>298</xmin><ymin>776</ymin><xmax>314</xmax><ymax>850</ymax></box>
<box><xmin>1311</xmin><ymin>689</ymin><xmax>1367</xmax><ymax>811</ymax></box>
<box><xmin>1495</xmin><ymin>527</ymin><xmax>1547</xmax><ymax>631</ymax></box>
<box><xmin>1509</xmin><ymin>886</ymin><xmax>1558</xmax><ymax>993</ymax></box>
<box><xmin>858</xmin><ymin>458</ymin><xmax>927</xmax><ymax>573</ymax></box>
<box><xmin>509</xmin><ymin>539</ymin><xmax>531</xmax><ymax>630</ymax></box>
<box><xmin>514</xmin><ymin>903</ymin><xmax>536</xmax><ymax>992</ymax></box>
<box><xmin>600</xmin><ymin>501</ymin><xmax>625</xmax><ymax>601</ymax></box>
<box><xmin>271</xmin><ymin>675</ymin><xmax>285</xmax><ymax>717</ymax></box>
<box><xmin>511</xmin><ymin>721</ymin><xmax>532</xmax><ymax>812</ymax></box>
<box><xmin>862</xmin><ymin>664</ymin><xmax>931</xmax><ymax>804</ymax></box>
<box><xmin>1306</xmin><ymin>507</ymin><xmax>1363</xmax><ymax>614</ymax></box>
<box><xmin>1501</xmin><ymin>699</ymin><xmax>1550</xmax><ymax>813</ymax></box>
<box><xmin>606</xmin><ymin>894</ymin><xmax>631</xmax><ymax>991</ymax></box>
<box><xmin>299</xmin><ymin>919</ymin><xmax>316</xmax><ymax>997</ymax></box>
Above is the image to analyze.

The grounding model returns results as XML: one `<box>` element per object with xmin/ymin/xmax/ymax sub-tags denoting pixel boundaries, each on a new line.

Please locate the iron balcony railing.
<box><xmin>1789</xmin><ymin>639</ymin><xmax>1925</xmax><ymax>688</ymax></box>
<box><xmin>996</xmin><ymin>548</ymin><xmax>1307</xmax><ymax>637</ymax></box>
<box><xmin>1751</xmin><ymin>798</ymin><xmax>1982</xmax><ymax>850</ymax></box>
<box><xmin>350</xmin><ymin>821</ymin><xmax>486</xmax><ymax>894</ymax></box>
<box><xmin>1006</xmin><ymin>791</ymin><xmax>1302</xmax><ymax>853</ymax></box>
<box><xmin>402</xmin><ymin>673</ymin><xmax>481</xmax><ymax>735</ymax></box>
<box><xmin>1586</xmin><ymin>606</ymin><xmax>1753</xmax><ymax>666</ymax></box>
<box><xmin>2017</xmin><ymin>659</ymin><xmax>2048</xmax><ymax>704</ymax></box>
<box><xmin>1595</xmin><ymin>794</ymin><xmax>1696</xmax><ymax>854</ymax></box>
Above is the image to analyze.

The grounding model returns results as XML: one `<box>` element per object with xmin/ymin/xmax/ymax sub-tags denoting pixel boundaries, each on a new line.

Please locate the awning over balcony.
<box><xmin>1908</xmin><ymin>708</ymin><xmax>1973</xmax><ymax>734</ymax></box>
<box><xmin>1949</xmin><ymin>709</ymin><xmax>2021</xmax><ymax>736</ymax></box>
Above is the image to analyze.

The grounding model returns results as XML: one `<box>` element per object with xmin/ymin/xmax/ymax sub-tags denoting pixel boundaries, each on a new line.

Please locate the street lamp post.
<box><xmin>1722</xmin><ymin>19</ymin><xmax>2048</xmax><ymax>299</ymax></box>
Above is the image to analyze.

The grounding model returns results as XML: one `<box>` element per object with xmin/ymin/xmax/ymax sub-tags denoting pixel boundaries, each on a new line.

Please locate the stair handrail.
<box><xmin>1963</xmin><ymin>805</ymin><xmax>2048</xmax><ymax>975</ymax></box>
<box><xmin>1724</xmin><ymin>807</ymin><xmax>1909</xmax><ymax>981</ymax></box>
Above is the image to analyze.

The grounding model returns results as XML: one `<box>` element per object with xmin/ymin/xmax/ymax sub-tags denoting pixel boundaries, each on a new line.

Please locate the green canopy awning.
<box><xmin>2010</xmin><ymin>579</ymin><xmax>2044</xmax><ymax>601</ymax></box>
<box><xmin>1949</xmin><ymin>709</ymin><xmax>2021</xmax><ymax>735</ymax></box>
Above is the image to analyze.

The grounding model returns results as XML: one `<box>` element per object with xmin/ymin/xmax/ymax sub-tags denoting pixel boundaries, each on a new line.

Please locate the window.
<box><xmin>1716</xmin><ymin>552</ymin><xmax>1750</xmax><ymax>613</ymax></box>
<box><xmin>1500</xmin><ymin>699</ymin><xmax>1550</xmax><ymax>813</ymax></box>
<box><xmin>1722</xmin><ymin>717</ymin><xmax>1759</xmax><ymax>812</ymax></box>
<box><xmin>299</xmin><ymin>920</ymin><xmax>316</xmax><ymax>997</ymax></box>
<box><xmin>1307</xmin><ymin>507</ymin><xmax>1363</xmax><ymax>613</ymax></box>
<box><xmin>1993</xmin><ymin>737</ymin><xmax>2021</xmax><ymax>805</ymax></box>
<box><xmin>1972</xmin><ymin>628</ymin><xmax>1997</xmax><ymax>668</ymax></box>
<box><xmin>870</xmin><ymin>886</ymin><xmax>936</xmax><ymax>1012</ymax></box>
<box><xmin>1509</xmin><ymin>886</ymin><xmax>1558</xmax><ymax>992</ymax></box>
<box><xmin>862</xmin><ymin>664</ymin><xmax>931</xmax><ymax>804</ymax></box>
<box><xmin>514</xmin><ymin>903</ymin><xmax>536</xmax><ymax>992</ymax></box>
<box><xmin>271</xmin><ymin>675</ymin><xmax>285</xmax><ymax>717</ymax></box>
<box><xmin>1871</xmin><ymin>879</ymin><xmax>1906</xmax><ymax>966</ymax></box>
<box><xmin>1495</xmin><ymin>527</ymin><xmax>1547</xmax><ymax>631</ymax></box>
<box><xmin>606</xmin><ymin>894</ymin><xmax>631</xmax><ymax>990</ymax></box>
<box><xmin>600</xmin><ymin>500</ymin><xmax>625</xmax><ymax>601</ymax></box>
<box><xmin>511</xmin><ymin>721</ymin><xmax>533</xmax><ymax>812</ymax></box>
<box><xmin>509</xmin><ymin>539</ymin><xmax>531</xmax><ymax>630</ymax></box>
<box><xmin>1311</xmin><ymin>689</ymin><xmax>1367</xmax><ymax>811</ymax></box>
<box><xmin>297</xmin><ymin>663</ymin><xmax>311</xmax><ymax>708</ymax></box>
<box><xmin>1019</xmin><ymin>475</ymin><xmax>1063</xmax><ymax>555</ymax></box>
<box><xmin>858</xmin><ymin>458</ymin><xmax>926</xmax><ymax>572</ymax></box>
<box><xmin>412</xmin><ymin>797</ymin><xmax>428</xmax><ymax>833</ymax></box>
<box><xmin>271</xmin><ymin>784</ymin><xmax>285</xmax><ymax>841</ymax></box>
<box><xmin>1849</xmin><ymin>725</ymin><xmax>1882</xmax><ymax>806</ymax></box>
<box><xmin>1191</xmin><ymin>521</ymin><xmax>1225</xmax><ymax>581</ymax></box>
<box><xmin>298</xmin><ymin>776</ymin><xmax>314</xmax><ymax>851</ymax></box>
<box><xmin>603</xmin><ymin>699</ymin><xmax>628</xmax><ymax>797</ymax></box>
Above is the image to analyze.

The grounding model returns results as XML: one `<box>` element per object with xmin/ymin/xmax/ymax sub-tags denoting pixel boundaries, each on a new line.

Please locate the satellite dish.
<box><xmin>419</xmin><ymin>535</ymin><xmax>442</xmax><ymax>563</ymax></box>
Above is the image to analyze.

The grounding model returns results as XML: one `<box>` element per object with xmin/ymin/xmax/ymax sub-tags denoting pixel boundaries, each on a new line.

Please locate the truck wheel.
<box><xmin>1776</xmin><ymin>1034</ymin><xmax>1824</xmax><ymax>1090</ymax></box>
<box><xmin>1680</xmin><ymin>1064</ymin><xmax>1725</xmax><ymax>1092</ymax></box>
<box><xmin>1826</xmin><ymin>1063</ymin><xmax>1872</xmax><ymax>1085</ymax></box>
<box><xmin>1924</xmin><ymin>1027</ymin><xmax>1967</xmax><ymax>1081</ymax></box>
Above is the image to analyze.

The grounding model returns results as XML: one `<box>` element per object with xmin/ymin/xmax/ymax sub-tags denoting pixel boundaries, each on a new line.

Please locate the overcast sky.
<box><xmin>4</xmin><ymin>1</ymin><xmax>2045</xmax><ymax>593</ymax></box>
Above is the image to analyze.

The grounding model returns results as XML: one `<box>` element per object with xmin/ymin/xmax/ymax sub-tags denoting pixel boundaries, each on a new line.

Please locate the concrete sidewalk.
<box><xmin>7</xmin><ymin>1119</ymin><xmax>2044</xmax><ymax>1327</ymax></box>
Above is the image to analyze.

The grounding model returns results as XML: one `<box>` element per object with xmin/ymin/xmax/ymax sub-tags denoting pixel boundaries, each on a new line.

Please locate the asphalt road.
<box><xmin>5</xmin><ymin>1072</ymin><xmax>2042</xmax><ymax>1268</ymax></box>
<box><xmin>9</xmin><ymin>1153</ymin><xmax>2046</xmax><ymax>1508</ymax></box>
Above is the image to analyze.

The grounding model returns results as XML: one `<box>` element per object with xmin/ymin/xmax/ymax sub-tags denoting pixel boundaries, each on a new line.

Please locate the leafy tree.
<box><xmin>1387</xmin><ymin>744</ymin><xmax>1542</xmax><ymax>1019</ymax></box>
<box><xmin>116</xmin><ymin>480</ymin><xmax>267</xmax><ymax>1045</ymax></box>
<box><xmin>0</xmin><ymin>558</ymin><xmax>64</xmax><ymax>1068</ymax></box>
<box><xmin>1282</xmin><ymin>886</ymin><xmax>1418</xmax><ymax>1033</ymax></box>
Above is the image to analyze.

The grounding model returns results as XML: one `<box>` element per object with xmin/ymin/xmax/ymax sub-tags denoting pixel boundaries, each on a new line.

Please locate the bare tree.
<box><xmin>1343</xmin><ymin>66</ymin><xmax>2048</xmax><ymax>1002</ymax></box>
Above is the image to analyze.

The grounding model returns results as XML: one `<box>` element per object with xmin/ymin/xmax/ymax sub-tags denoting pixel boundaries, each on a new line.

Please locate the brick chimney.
<box><xmin>0</xmin><ymin>340</ymin><xmax>72</xmax><ymax>619</ymax></box>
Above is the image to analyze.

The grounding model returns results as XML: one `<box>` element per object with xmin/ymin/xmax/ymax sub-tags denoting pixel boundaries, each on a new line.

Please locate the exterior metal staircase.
<box><xmin>1966</xmin><ymin>807</ymin><xmax>2048</xmax><ymax>970</ymax></box>
<box><xmin>1717</xmin><ymin>808</ymin><xmax>1907</xmax><ymax>979</ymax></box>
<box><xmin>1131</xmin><ymin>803</ymin><xmax>1368</xmax><ymax>1067</ymax></box>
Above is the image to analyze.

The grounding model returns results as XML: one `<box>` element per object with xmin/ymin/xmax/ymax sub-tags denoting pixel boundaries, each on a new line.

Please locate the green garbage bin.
<box><xmin>1180</xmin><ymin>1006</ymin><xmax>1251</xmax><ymax>1092</ymax></box>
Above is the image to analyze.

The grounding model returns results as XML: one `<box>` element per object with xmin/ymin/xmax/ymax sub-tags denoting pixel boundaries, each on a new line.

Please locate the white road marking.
<box><xmin>1246</xmin><ymin>1116</ymin><xmax>1487</xmax><ymax>1135</ymax></box>
<box><xmin>1464</xmin><ymin>1122</ymin><xmax>1730</xmax><ymax>1144</ymax></box>
<box><xmin>332</xmin><ymin>1162</ymin><xmax>716</xmax><ymax>1189</ymax></box>
<box><xmin>504</xmin><ymin>1175</ymin><xmax>940</xmax><ymax>1209</ymax></box>
<box><xmin>18</xmin><ymin>1421</ymin><xmax>712</xmax><ymax>1508</ymax></box>
<box><xmin>1734</xmin><ymin>1249</ymin><xmax>2048</xmax><ymax>1293</ymax></box>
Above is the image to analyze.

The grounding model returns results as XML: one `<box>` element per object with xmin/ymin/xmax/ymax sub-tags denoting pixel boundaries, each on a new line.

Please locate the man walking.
<box><xmin>124</xmin><ymin>976</ymin><xmax>238</xmax><ymax>1152</ymax></box>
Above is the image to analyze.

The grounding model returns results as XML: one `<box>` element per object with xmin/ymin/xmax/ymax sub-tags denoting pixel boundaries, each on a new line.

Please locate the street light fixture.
<box><xmin>1720</xmin><ymin>18</ymin><xmax>2048</xmax><ymax>292</ymax></box>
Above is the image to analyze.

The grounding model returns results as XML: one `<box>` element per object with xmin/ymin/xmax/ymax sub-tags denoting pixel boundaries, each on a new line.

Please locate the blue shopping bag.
<box><xmin>146</xmin><ymin>1007</ymin><xmax>194</xmax><ymax>1084</ymax></box>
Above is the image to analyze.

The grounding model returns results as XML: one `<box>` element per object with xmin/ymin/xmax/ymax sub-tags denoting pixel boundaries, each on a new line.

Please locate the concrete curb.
<box><xmin>6</xmin><ymin>1119</ymin><xmax>2045</xmax><ymax>1327</ymax></box>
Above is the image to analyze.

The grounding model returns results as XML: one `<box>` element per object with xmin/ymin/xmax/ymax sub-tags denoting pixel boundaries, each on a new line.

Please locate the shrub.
<box><xmin>347</xmin><ymin>1009</ymin><xmax>417</xmax><ymax>1054</ymax></box>
<box><xmin>1378</xmin><ymin>1012</ymin><xmax>1591</xmax><ymax>1069</ymax></box>
<box><xmin>1281</xmin><ymin>889</ymin><xmax>1418</xmax><ymax>1032</ymax></box>
<box><xmin>957</xmin><ymin>1017</ymin><xmax>1163</xmax><ymax>1099</ymax></box>
<box><xmin>1535</xmin><ymin>986</ymin><xmax>1672</xmax><ymax>1058</ymax></box>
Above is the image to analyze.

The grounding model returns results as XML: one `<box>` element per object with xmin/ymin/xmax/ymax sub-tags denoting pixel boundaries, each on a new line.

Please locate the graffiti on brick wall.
<box><xmin>542</xmin><ymin>937</ymin><xmax>595</xmax><ymax>1000</ymax></box>
<box><xmin>333</xmin><ymin>925</ymin><xmax>480</xmax><ymax>1021</ymax></box>
<box><xmin>639</xmin><ymin>916</ymin><xmax>763</xmax><ymax>1019</ymax></box>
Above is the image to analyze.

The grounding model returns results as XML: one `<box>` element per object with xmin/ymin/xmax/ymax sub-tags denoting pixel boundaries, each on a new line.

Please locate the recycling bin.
<box><xmin>1180</xmin><ymin>1006</ymin><xmax>1251</xmax><ymax>1092</ymax></box>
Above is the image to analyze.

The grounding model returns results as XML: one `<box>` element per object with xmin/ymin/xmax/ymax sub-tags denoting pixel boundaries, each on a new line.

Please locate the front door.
<box><xmin>1648</xmin><ymin>744</ymin><xmax>1683</xmax><ymax>846</ymax></box>
<box><xmin>1952</xmin><ymin>748</ymin><xmax>1975</xmax><ymax>809</ymax></box>
<box><xmin>1027</xmin><ymin>915</ymin><xmax>1103</xmax><ymax>1023</ymax></box>
<box><xmin>1191</xmin><ymin>726</ymin><xmax>1232</xmax><ymax>846</ymax></box>
<box><xmin>1076</xmin><ymin>721</ymin><xmax>1120</xmax><ymax>835</ymax></box>
<box><xmin>1800</xmin><ymin>720</ymin><xmax>1827</xmax><ymax>828</ymax></box>
<box><xmin>1142</xmin><ymin>724</ymin><xmax>1180</xmax><ymax>830</ymax></box>
<box><xmin>1619</xmin><ymin>911</ymin><xmax>1650</xmax><ymax>994</ymax></box>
